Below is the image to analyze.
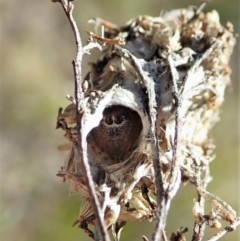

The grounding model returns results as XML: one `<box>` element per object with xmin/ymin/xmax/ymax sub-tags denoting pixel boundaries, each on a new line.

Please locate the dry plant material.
<box><xmin>52</xmin><ymin>1</ymin><xmax>239</xmax><ymax>240</ymax></box>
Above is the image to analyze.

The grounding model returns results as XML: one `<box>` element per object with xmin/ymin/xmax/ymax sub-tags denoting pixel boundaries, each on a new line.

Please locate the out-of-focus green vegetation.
<box><xmin>1</xmin><ymin>1</ymin><xmax>239</xmax><ymax>241</ymax></box>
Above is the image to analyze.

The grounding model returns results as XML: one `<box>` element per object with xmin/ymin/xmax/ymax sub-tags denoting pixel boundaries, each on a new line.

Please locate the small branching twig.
<box><xmin>167</xmin><ymin>54</ymin><xmax>181</xmax><ymax>197</ymax></box>
<box><xmin>112</xmin><ymin>45</ymin><xmax>168</xmax><ymax>240</ymax></box>
<box><xmin>85</xmin><ymin>30</ymin><xmax>125</xmax><ymax>45</ymax></box>
<box><xmin>205</xmin><ymin>217</ymin><xmax>240</xmax><ymax>241</ymax></box>
<box><xmin>51</xmin><ymin>1</ymin><xmax>110</xmax><ymax>241</ymax></box>
<box><xmin>170</xmin><ymin>227</ymin><xmax>188</xmax><ymax>241</ymax></box>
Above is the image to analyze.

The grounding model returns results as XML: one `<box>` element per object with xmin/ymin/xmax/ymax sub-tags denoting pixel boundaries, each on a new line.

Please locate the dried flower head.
<box><xmin>52</xmin><ymin>1</ymin><xmax>238</xmax><ymax>240</ymax></box>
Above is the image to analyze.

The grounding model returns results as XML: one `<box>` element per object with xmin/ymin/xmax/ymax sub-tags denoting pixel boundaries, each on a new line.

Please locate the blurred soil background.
<box><xmin>0</xmin><ymin>0</ymin><xmax>239</xmax><ymax>241</ymax></box>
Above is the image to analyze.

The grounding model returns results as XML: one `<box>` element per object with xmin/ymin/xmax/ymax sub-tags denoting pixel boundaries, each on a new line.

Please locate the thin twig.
<box><xmin>187</xmin><ymin>39</ymin><xmax>224</xmax><ymax>241</ymax></box>
<box><xmin>205</xmin><ymin>217</ymin><xmax>240</xmax><ymax>241</ymax></box>
<box><xmin>112</xmin><ymin>45</ymin><xmax>167</xmax><ymax>241</ymax></box>
<box><xmin>191</xmin><ymin>222</ymin><xmax>205</xmax><ymax>241</ymax></box>
<box><xmin>52</xmin><ymin>1</ymin><xmax>110</xmax><ymax>240</ymax></box>
<box><xmin>142</xmin><ymin>236</ymin><xmax>150</xmax><ymax>241</ymax></box>
<box><xmin>167</xmin><ymin>54</ymin><xmax>180</xmax><ymax>194</ymax></box>
<box><xmin>85</xmin><ymin>30</ymin><xmax>125</xmax><ymax>45</ymax></box>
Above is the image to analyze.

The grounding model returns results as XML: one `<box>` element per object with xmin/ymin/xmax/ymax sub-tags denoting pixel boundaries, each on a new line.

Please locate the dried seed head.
<box><xmin>55</xmin><ymin>6</ymin><xmax>237</xmax><ymax>239</ymax></box>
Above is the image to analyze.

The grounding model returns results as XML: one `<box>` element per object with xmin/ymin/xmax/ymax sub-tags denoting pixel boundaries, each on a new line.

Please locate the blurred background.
<box><xmin>1</xmin><ymin>0</ymin><xmax>239</xmax><ymax>241</ymax></box>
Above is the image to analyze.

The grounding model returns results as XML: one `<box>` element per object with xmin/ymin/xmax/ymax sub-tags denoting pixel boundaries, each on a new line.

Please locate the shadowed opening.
<box><xmin>90</xmin><ymin>105</ymin><xmax>143</xmax><ymax>160</ymax></box>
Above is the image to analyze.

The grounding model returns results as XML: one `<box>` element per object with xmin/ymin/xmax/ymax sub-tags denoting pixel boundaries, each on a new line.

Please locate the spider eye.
<box><xmin>105</xmin><ymin>117</ymin><xmax>113</xmax><ymax>125</ymax></box>
<box><xmin>114</xmin><ymin>115</ymin><xmax>124</xmax><ymax>124</ymax></box>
